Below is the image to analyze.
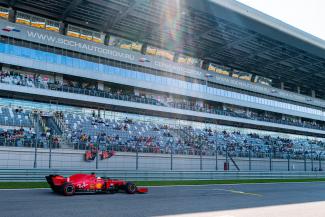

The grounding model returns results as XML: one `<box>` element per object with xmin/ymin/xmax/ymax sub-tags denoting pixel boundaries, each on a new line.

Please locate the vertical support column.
<box><xmin>104</xmin><ymin>34</ymin><xmax>110</xmax><ymax>46</ymax></box>
<box><xmin>173</xmin><ymin>52</ymin><xmax>179</xmax><ymax>63</ymax></box>
<box><xmin>97</xmin><ymin>81</ymin><xmax>104</xmax><ymax>91</ymax></box>
<box><xmin>280</xmin><ymin>82</ymin><xmax>284</xmax><ymax>90</ymax></box>
<box><xmin>250</xmin><ymin>74</ymin><xmax>256</xmax><ymax>83</ymax></box>
<box><xmin>59</xmin><ymin>22</ymin><xmax>66</xmax><ymax>35</ymax></box>
<box><xmin>297</xmin><ymin>86</ymin><xmax>301</xmax><ymax>94</ymax></box>
<box><xmin>311</xmin><ymin>90</ymin><xmax>316</xmax><ymax>98</ymax></box>
<box><xmin>8</xmin><ymin>8</ymin><xmax>16</xmax><ymax>23</ymax></box>
<box><xmin>141</xmin><ymin>43</ymin><xmax>147</xmax><ymax>55</ymax></box>
<box><xmin>134</xmin><ymin>88</ymin><xmax>140</xmax><ymax>96</ymax></box>
<box><xmin>54</xmin><ymin>74</ymin><xmax>63</xmax><ymax>85</ymax></box>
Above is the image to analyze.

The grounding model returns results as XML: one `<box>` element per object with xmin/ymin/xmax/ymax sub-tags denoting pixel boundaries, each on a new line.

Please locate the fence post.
<box><xmin>33</xmin><ymin>138</ymin><xmax>37</xmax><ymax>168</ymax></box>
<box><xmin>33</xmin><ymin>114</ymin><xmax>39</xmax><ymax>169</ymax></box>
<box><xmin>49</xmin><ymin>138</ymin><xmax>52</xmax><ymax>169</ymax></box>
<box><xmin>215</xmin><ymin>142</ymin><xmax>218</xmax><ymax>171</ymax></box>
<box><xmin>136</xmin><ymin>143</ymin><xmax>139</xmax><ymax>170</ymax></box>
<box><xmin>319</xmin><ymin>154</ymin><xmax>322</xmax><ymax>171</ymax></box>
<box><xmin>95</xmin><ymin>143</ymin><xmax>99</xmax><ymax>169</ymax></box>
<box><xmin>269</xmin><ymin>147</ymin><xmax>272</xmax><ymax>171</ymax></box>
<box><xmin>200</xmin><ymin>145</ymin><xmax>203</xmax><ymax>171</ymax></box>
<box><xmin>249</xmin><ymin>145</ymin><xmax>252</xmax><ymax>171</ymax></box>
<box><xmin>304</xmin><ymin>152</ymin><xmax>307</xmax><ymax>171</ymax></box>
<box><xmin>287</xmin><ymin>154</ymin><xmax>290</xmax><ymax>171</ymax></box>
<box><xmin>311</xmin><ymin>144</ymin><xmax>314</xmax><ymax>171</ymax></box>
<box><xmin>226</xmin><ymin>145</ymin><xmax>229</xmax><ymax>171</ymax></box>
<box><xmin>170</xmin><ymin>141</ymin><xmax>173</xmax><ymax>171</ymax></box>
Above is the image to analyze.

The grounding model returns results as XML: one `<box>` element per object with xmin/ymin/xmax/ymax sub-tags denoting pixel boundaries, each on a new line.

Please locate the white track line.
<box><xmin>143</xmin><ymin>180</ymin><xmax>325</xmax><ymax>188</ymax></box>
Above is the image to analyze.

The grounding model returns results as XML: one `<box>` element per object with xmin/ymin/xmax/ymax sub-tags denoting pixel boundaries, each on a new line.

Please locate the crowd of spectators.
<box><xmin>1</xmin><ymin>70</ymin><xmax>324</xmax><ymax>131</ymax></box>
<box><xmin>61</xmin><ymin>112</ymin><xmax>325</xmax><ymax>160</ymax></box>
<box><xmin>0</xmin><ymin>105</ymin><xmax>324</xmax><ymax>161</ymax></box>
<box><xmin>0</xmin><ymin>125</ymin><xmax>61</xmax><ymax>148</ymax></box>
<box><xmin>0</xmin><ymin>127</ymin><xmax>35</xmax><ymax>147</ymax></box>
<box><xmin>169</xmin><ymin>101</ymin><xmax>325</xmax><ymax>130</ymax></box>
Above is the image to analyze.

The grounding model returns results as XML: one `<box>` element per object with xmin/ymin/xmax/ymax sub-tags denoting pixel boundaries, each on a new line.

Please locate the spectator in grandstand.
<box><xmin>2</xmin><ymin>70</ymin><xmax>325</xmax><ymax>131</ymax></box>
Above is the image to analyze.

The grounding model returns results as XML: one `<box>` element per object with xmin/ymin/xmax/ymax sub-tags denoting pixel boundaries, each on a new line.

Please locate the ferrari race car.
<box><xmin>46</xmin><ymin>173</ymin><xmax>148</xmax><ymax>196</ymax></box>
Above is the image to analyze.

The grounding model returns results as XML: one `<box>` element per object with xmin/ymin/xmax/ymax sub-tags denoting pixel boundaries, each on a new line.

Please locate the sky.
<box><xmin>236</xmin><ymin>0</ymin><xmax>325</xmax><ymax>40</ymax></box>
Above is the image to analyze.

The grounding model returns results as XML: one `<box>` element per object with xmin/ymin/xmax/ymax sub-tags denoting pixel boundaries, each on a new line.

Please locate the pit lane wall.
<box><xmin>0</xmin><ymin>146</ymin><xmax>320</xmax><ymax>173</ymax></box>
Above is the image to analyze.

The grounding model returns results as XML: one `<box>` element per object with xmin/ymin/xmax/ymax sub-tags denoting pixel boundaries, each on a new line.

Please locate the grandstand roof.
<box><xmin>1</xmin><ymin>0</ymin><xmax>325</xmax><ymax>92</ymax></box>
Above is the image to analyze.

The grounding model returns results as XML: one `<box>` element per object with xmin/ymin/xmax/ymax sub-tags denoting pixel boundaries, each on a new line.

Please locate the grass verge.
<box><xmin>135</xmin><ymin>178</ymin><xmax>325</xmax><ymax>186</ymax></box>
<box><xmin>1</xmin><ymin>178</ymin><xmax>325</xmax><ymax>189</ymax></box>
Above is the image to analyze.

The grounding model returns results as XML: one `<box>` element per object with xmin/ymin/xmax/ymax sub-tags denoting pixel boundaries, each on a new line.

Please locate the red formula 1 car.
<box><xmin>45</xmin><ymin>173</ymin><xmax>148</xmax><ymax>196</ymax></box>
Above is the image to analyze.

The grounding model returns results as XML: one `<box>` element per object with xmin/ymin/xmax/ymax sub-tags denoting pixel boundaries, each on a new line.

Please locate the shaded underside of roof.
<box><xmin>0</xmin><ymin>0</ymin><xmax>324</xmax><ymax>94</ymax></box>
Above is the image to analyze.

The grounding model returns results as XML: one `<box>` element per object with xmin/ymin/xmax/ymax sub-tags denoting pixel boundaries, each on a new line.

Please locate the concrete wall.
<box><xmin>0</xmin><ymin>147</ymin><xmax>319</xmax><ymax>172</ymax></box>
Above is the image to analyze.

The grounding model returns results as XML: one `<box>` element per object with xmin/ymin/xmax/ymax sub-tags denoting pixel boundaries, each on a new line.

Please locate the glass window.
<box><xmin>67</xmin><ymin>24</ymin><xmax>105</xmax><ymax>44</ymax></box>
<box><xmin>30</xmin><ymin>16</ymin><xmax>46</xmax><ymax>29</ymax></box>
<box><xmin>16</xmin><ymin>11</ymin><xmax>59</xmax><ymax>33</ymax></box>
<box><xmin>109</xmin><ymin>35</ymin><xmax>142</xmax><ymax>52</ymax></box>
<box><xmin>16</xmin><ymin>11</ymin><xmax>31</xmax><ymax>26</ymax></box>
<box><xmin>46</xmin><ymin>20</ymin><xmax>60</xmax><ymax>32</ymax></box>
<box><xmin>0</xmin><ymin>7</ymin><xmax>9</xmax><ymax>20</ymax></box>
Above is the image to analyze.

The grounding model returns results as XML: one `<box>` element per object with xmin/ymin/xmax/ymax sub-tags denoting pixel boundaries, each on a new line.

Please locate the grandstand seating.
<box><xmin>0</xmin><ymin>105</ymin><xmax>62</xmax><ymax>148</ymax></box>
<box><xmin>57</xmin><ymin>111</ymin><xmax>324</xmax><ymax>160</ymax></box>
<box><xmin>1</xmin><ymin>71</ymin><xmax>324</xmax><ymax>131</ymax></box>
<box><xmin>0</xmin><ymin>103</ymin><xmax>323</xmax><ymax>160</ymax></box>
<box><xmin>0</xmin><ymin>106</ymin><xmax>33</xmax><ymax>127</ymax></box>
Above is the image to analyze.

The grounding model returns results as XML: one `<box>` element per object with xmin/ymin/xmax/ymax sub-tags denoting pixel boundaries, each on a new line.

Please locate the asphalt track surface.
<box><xmin>1</xmin><ymin>182</ymin><xmax>325</xmax><ymax>217</ymax></box>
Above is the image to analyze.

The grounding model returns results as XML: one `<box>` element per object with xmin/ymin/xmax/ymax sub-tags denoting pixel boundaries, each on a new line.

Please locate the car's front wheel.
<box><xmin>62</xmin><ymin>182</ymin><xmax>75</xmax><ymax>196</ymax></box>
<box><xmin>125</xmin><ymin>182</ymin><xmax>137</xmax><ymax>194</ymax></box>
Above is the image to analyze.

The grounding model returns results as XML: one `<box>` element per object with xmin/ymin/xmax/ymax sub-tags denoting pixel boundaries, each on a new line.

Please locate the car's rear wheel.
<box><xmin>125</xmin><ymin>182</ymin><xmax>137</xmax><ymax>194</ymax></box>
<box><xmin>62</xmin><ymin>183</ymin><xmax>75</xmax><ymax>196</ymax></box>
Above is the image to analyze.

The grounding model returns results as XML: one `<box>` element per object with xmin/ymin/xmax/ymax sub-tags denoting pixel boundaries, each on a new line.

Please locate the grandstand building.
<box><xmin>0</xmin><ymin>0</ymin><xmax>324</xmax><ymax>171</ymax></box>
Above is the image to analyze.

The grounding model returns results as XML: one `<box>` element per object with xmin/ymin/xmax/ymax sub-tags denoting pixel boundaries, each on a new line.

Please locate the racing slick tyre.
<box><xmin>62</xmin><ymin>182</ymin><xmax>75</xmax><ymax>196</ymax></box>
<box><xmin>125</xmin><ymin>182</ymin><xmax>137</xmax><ymax>194</ymax></box>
